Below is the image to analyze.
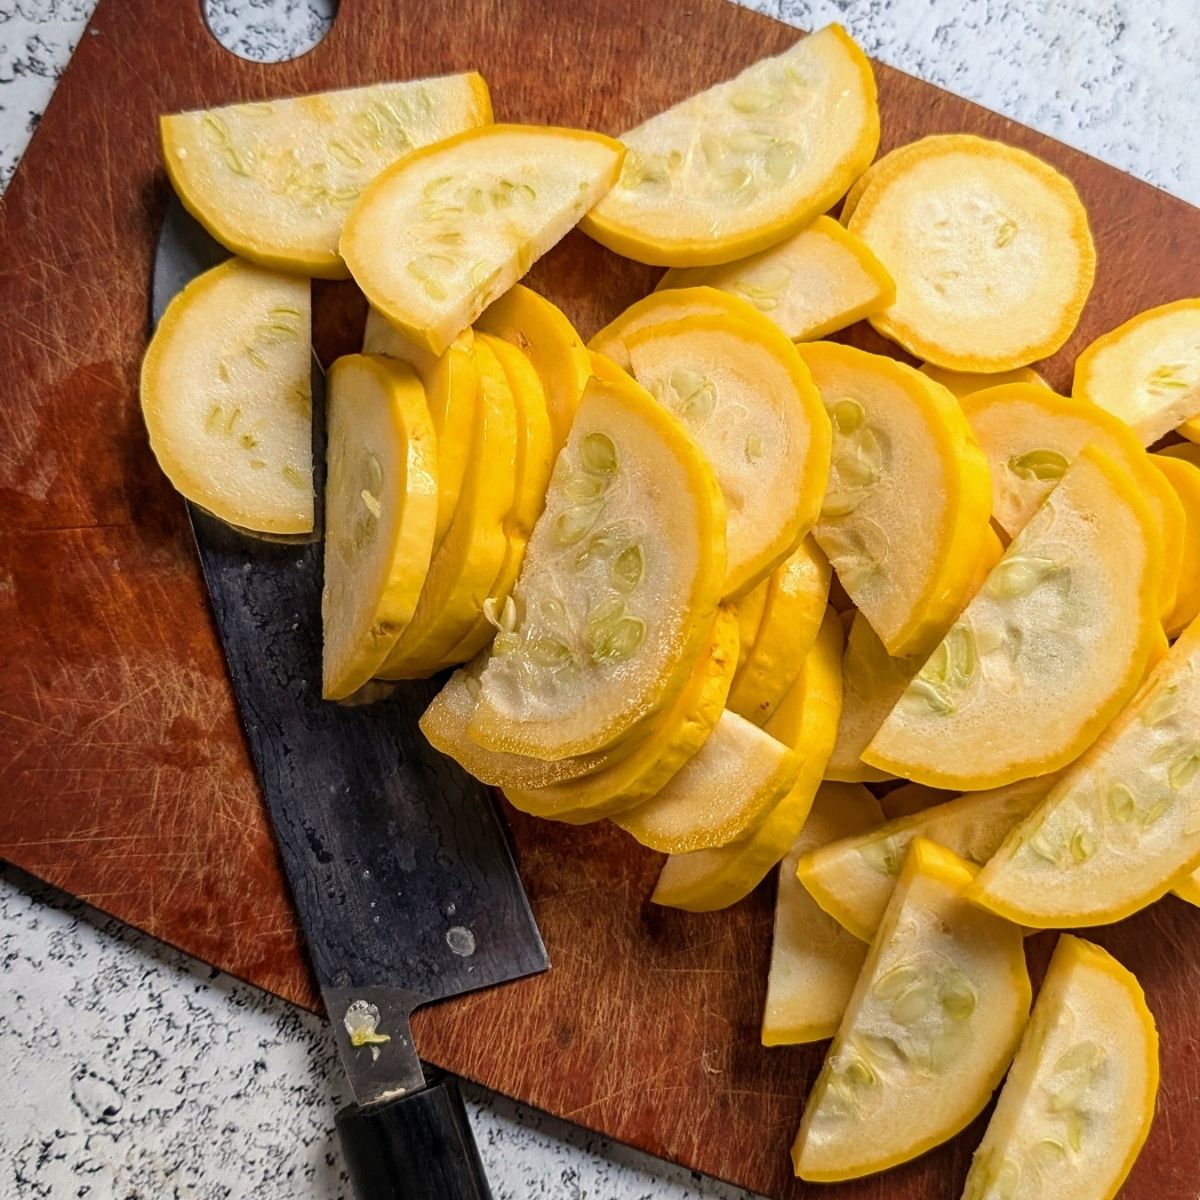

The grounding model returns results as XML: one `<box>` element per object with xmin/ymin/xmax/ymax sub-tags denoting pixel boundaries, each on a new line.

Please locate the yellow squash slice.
<box><xmin>762</xmin><ymin>783</ymin><xmax>884</xmax><ymax>1045</ymax></box>
<box><xmin>376</xmin><ymin>337</ymin><xmax>517</xmax><ymax>677</ymax></box>
<box><xmin>342</xmin><ymin>124</ymin><xmax>624</xmax><ymax>356</ymax></box>
<box><xmin>140</xmin><ymin>258</ymin><xmax>313</xmax><ymax>535</ymax></box>
<box><xmin>878</xmin><ymin>782</ymin><xmax>954</xmax><ymax>821</ymax></box>
<box><xmin>161</xmin><ymin>76</ymin><xmax>493</xmax><ymax>279</ymax></box>
<box><xmin>581</xmin><ymin>25</ymin><xmax>878</xmax><ymax>267</ymax></box>
<box><xmin>626</xmin><ymin>312</ymin><xmax>831</xmax><ymax>597</ymax></box>
<box><xmin>792</xmin><ymin>839</ymin><xmax>1031</xmax><ymax>1182</ymax></box>
<box><xmin>866</xmin><ymin>447</ymin><xmax>1163</xmax><ymax>790</ymax></box>
<box><xmin>500</xmin><ymin>607</ymin><xmax>739</xmax><ymax>820</ymax></box>
<box><xmin>801</xmin><ymin>342</ymin><xmax>993</xmax><ymax>658</ymax></box>
<box><xmin>849</xmin><ymin>134</ymin><xmax>1095</xmax><ymax>371</ymax></box>
<box><xmin>651</xmin><ymin>609</ymin><xmax>844</xmax><ymax>911</ymax></box>
<box><xmin>728</xmin><ymin>538</ymin><xmax>832</xmax><ymax>724</ymax></box>
<box><xmin>588</xmin><ymin>284</ymin><xmax>754</xmax><ymax>369</ymax></box>
<box><xmin>468</xmin><ymin>373</ymin><xmax>726</xmax><ymax>759</ymax></box>
<box><xmin>363</xmin><ymin>315</ymin><xmax>478</xmax><ymax>547</ymax></box>
<box><xmin>960</xmin><ymin>935</ymin><xmax>1158</xmax><ymax>1200</ymax></box>
<box><xmin>657</xmin><ymin>216</ymin><xmax>894</xmax><ymax>341</ymax></box>
<box><xmin>968</xmin><ymin>616</ymin><xmax>1200</xmax><ymax>927</ymax></box>
<box><xmin>321</xmin><ymin>355</ymin><xmax>438</xmax><ymax>699</ymax></box>
<box><xmin>615</xmin><ymin>710</ymin><xmax>800</xmax><ymax>852</ymax></box>
<box><xmin>1174</xmin><ymin>869</ymin><xmax>1200</xmax><ymax>906</ymax></box>
<box><xmin>1162</xmin><ymin>441</ymin><xmax>1200</xmax><ymax>467</ymax></box>
<box><xmin>798</xmin><ymin>776</ymin><xmax>1057</xmax><ymax>942</ymax></box>
<box><xmin>732</xmin><ymin>576</ymin><xmax>770</xmax><ymax>666</ymax></box>
<box><xmin>1072</xmin><ymin>299</ymin><xmax>1200</xmax><ymax>444</ymax></box>
<box><xmin>476</xmin><ymin>283</ymin><xmax>592</xmax><ymax>450</ymax></box>
<box><xmin>586</xmin><ymin>348</ymin><xmax>631</xmax><ymax>385</ymax></box>
<box><xmin>919</xmin><ymin>362</ymin><xmax>1048</xmax><ymax>399</ymax></box>
<box><xmin>1153</xmin><ymin>453</ymin><xmax>1200</xmax><ymax>636</ymax></box>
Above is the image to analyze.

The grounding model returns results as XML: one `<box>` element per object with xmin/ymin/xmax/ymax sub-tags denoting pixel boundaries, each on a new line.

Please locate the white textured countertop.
<box><xmin>1</xmin><ymin>1</ymin><xmax>1197</xmax><ymax>1197</ymax></box>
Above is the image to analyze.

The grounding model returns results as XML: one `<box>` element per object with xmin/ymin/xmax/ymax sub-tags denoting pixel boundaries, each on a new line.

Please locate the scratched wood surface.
<box><xmin>2</xmin><ymin>1</ymin><xmax>1199</xmax><ymax>1195</ymax></box>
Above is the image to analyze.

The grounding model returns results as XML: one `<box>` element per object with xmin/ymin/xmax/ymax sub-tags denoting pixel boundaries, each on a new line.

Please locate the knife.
<box><xmin>151</xmin><ymin>196</ymin><xmax>549</xmax><ymax>1199</ymax></box>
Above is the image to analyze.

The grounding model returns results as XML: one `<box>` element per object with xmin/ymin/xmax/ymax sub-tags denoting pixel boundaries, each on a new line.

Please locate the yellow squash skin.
<box><xmin>919</xmin><ymin>362</ymin><xmax>1048</xmax><ymax>398</ymax></box>
<box><xmin>1152</xmin><ymin>453</ymin><xmax>1200</xmax><ymax>636</ymax></box>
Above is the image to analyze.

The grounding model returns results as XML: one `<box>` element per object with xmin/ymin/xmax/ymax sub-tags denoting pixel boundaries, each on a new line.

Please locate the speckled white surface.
<box><xmin>1</xmin><ymin>0</ymin><xmax>1196</xmax><ymax>1196</ymax></box>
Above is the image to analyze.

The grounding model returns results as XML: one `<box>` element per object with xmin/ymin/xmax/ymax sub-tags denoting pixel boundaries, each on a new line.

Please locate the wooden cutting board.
<box><xmin>3</xmin><ymin>1</ymin><xmax>1199</xmax><ymax>1195</ymax></box>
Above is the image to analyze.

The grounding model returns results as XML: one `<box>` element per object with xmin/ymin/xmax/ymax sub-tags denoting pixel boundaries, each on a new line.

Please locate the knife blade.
<box><xmin>150</xmin><ymin>197</ymin><xmax>548</xmax><ymax>1193</ymax></box>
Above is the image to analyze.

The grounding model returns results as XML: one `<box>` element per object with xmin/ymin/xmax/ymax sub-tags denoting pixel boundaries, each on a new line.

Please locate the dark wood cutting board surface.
<box><xmin>3</xmin><ymin>1</ymin><xmax>1199</xmax><ymax>1195</ymax></box>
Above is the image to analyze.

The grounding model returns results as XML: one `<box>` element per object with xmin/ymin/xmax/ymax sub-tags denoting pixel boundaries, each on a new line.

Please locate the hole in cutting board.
<box><xmin>202</xmin><ymin>0</ymin><xmax>338</xmax><ymax>63</ymax></box>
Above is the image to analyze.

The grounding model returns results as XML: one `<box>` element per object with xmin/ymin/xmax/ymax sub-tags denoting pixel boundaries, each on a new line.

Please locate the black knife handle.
<box><xmin>336</xmin><ymin>1070</ymin><xmax>493</xmax><ymax>1200</ymax></box>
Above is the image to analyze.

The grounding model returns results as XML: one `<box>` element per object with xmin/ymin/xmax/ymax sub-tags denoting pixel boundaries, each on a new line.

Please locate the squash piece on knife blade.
<box><xmin>467</xmin><ymin>373</ymin><xmax>727</xmax><ymax>760</ymax></box>
<box><xmin>140</xmin><ymin>257</ymin><xmax>313</xmax><ymax>535</ymax></box>
<box><xmin>161</xmin><ymin>75</ymin><xmax>493</xmax><ymax>278</ymax></box>
<box><xmin>321</xmin><ymin>354</ymin><xmax>438</xmax><ymax>699</ymax></box>
<box><xmin>626</xmin><ymin>311</ymin><xmax>831</xmax><ymax>597</ymax></box>
<box><xmin>762</xmin><ymin>783</ymin><xmax>884</xmax><ymax>1046</ymax></box>
<box><xmin>960</xmin><ymin>935</ymin><xmax>1158</xmax><ymax>1200</ymax></box>
<box><xmin>657</xmin><ymin>215</ymin><xmax>894</xmax><ymax>341</ymax></box>
<box><xmin>792</xmin><ymin>839</ymin><xmax>1031</xmax><ymax>1182</ymax></box>
<box><xmin>582</xmin><ymin>24</ymin><xmax>878</xmax><ymax>267</ymax></box>
<box><xmin>341</xmin><ymin>124</ymin><xmax>624</xmax><ymax>356</ymax></box>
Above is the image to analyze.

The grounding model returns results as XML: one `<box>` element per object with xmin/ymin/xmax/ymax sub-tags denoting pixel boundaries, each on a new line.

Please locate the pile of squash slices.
<box><xmin>141</xmin><ymin>24</ymin><xmax>1200</xmax><ymax>1195</ymax></box>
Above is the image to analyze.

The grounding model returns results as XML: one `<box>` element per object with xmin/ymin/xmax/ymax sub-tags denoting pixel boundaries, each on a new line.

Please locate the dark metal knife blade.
<box><xmin>151</xmin><ymin>197</ymin><xmax>548</xmax><ymax>1195</ymax></box>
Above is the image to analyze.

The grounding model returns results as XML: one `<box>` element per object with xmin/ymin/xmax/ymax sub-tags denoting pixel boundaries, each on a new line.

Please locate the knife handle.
<box><xmin>336</xmin><ymin>1069</ymin><xmax>493</xmax><ymax>1200</ymax></box>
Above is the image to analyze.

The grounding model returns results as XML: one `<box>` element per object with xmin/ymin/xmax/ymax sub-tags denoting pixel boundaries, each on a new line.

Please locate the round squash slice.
<box><xmin>762</xmin><ymin>783</ymin><xmax>884</xmax><ymax>1046</ymax></box>
<box><xmin>588</xmin><ymin>285</ymin><xmax>760</xmax><ymax>371</ymax></box>
<box><xmin>919</xmin><ymin>362</ymin><xmax>1048</xmax><ymax>400</ymax></box>
<box><xmin>626</xmin><ymin>312</ymin><xmax>831</xmax><ymax>597</ymax></box>
<box><xmin>468</xmin><ymin>373</ymin><xmax>727</xmax><ymax>760</ymax></box>
<box><xmin>1174</xmin><ymin>868</ymin><xmax>1200</xmax><ymax>906</ymax></box>
<box><xmin>362</xmin><ymin>315</ymin><xmax>478</xmax><ymax>548</ymax></box>
<box><xmin>732</xmin><ymin>576</ymin><xmax>771</xmax><ymax>666</ymax></box>
<box><xmin>839</xmin><ymin>136</ymin><xmax>982</xmax><ymax>228</ymax></box>
<box><xmin>615</xmin><ymin>710</ymin><xmax>800</xmax><ymax>852</ymax></box>
<box><xmin>1153</xmin><ymin>453</ymin><xmax>1200</xmax><ymax>636</ymax></box>
<box><xmin>798</xmin><ymin>775</ymin><xmax>1057</xmax><ymax>942</ymax></box>
<box><xmin>865</xmin><ymin>447</ymin><xmax>1163</xmax><ymax>791</ymax></box>
<box><xmin>341</xmin><ymin>124</ymin><xmax>624</xmax><ymax>357</ymax></box>
<box><xmin>728</xmin><ymin>538</ymin><xmax>832</xmax><ymax>725</ymax></box>
<box><xmin>657</xmin><ymin>215</ymin><xmax>894</xmax><ymax>342</ymax></box>
<box><xmin>849</xmin><ymin>134</ymin><xmax>1096</xmax><ymax>371</ymax></box>
<box><xmin>960</xmin><ymin>382</ymin><xmax>1184</xmax><ymax>617</ymax></box>
<box><xmin>1072</xmin><ymin>299</ymin><xmax>1200</xmax><ymax>445</ymax></box>
<box><xmin>792</xmin><ymin>839</ymin><xmax>1031</xmax><ymax>1182</ymax></box>
<box><xmin>651</xmin><ymin>608</ymin><xmax>844</xmax><ymax>911</ymax></box>
<box><xmin>581</xmin><ymin>24</ymin><xmax>878</xmax><ymax>267</ymax></box>
<box><xmin>376</xmin><ymin>337</ymin><xmax>517</xmax><ymax>677</ymax></box>
<box><xmin>321</xmin><ymin>355</ymin><xmax>438</xmax><ymax>699</ymax></box>
<box><xmin>968</xmin><ymin>616</ymin><xmax>1200</xmax><ymax>927</ymax></box>
<box><xmin>476</xmin><ymin>283</ymin><xmax>591</xmax><ymax>450</ymax></box>
<box><xmin>960</xmin><ymin>935</ymin><xmax>1158</xmax><ymax>1200</ymax></box>
<box><xmin>160</xmin><ymin>75</ymin><xmax>493</xmax><ymax>278</ymax></box>
<box><xmin>140</xmin><ymin>257</ymin><xmax>313</xmax><ymax>535</ymax></box>
<box><xmin>800</xmin><ymin>342</ymin><xmax>993</xmax><ymax>659</ymax></box>
<box><xmin>501</xmin><ymin>607</ymin><xmax>739</xmax><ymax>821</ymax></box>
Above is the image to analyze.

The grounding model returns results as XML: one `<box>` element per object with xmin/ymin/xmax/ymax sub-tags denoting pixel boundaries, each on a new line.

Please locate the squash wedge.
<box><xmin>500</xmin><ymin>607</ymin><xmax>739</xmax><ymax>820</ymax></box>
<box><xmin>626</xmin><ymin>312</ymin><xmax>831</xmax><ymax>597</ymax></box>
<box><xmin>866</xmin><ymin>447</ymin><xmax>1163</xmax><ymax>791</ymax></box>
<box><xmin>849</xmin><ymin>134</ymin><xmax>1095</xmax><ymax>371</ymax></box>
<box><xmin>469</xmin><ymin>373</ymin><xmax>726</xmax><ymax>759</ymax></box>
<box><xmin>321</xmin><ymin>355</ymin><xmax>438</xmax><ymax>699</ymax></box>
<box><xmin>476</xmin><ymin>283</ymin><xmax>591</xmax><ymax>450</ymax></box>
<box><xmin>968</xmin><ymin>615</ymin><xmax>1200</xmax><ymax>927</ymax></box>
<box><xmin>582</xmin><ymin>25</ymin><xmax>878</xmax><ymax>267</ymax></box>
<box><xmin>960</xmin><ymin>935</ymin><xmax>1159</xmax><ymax>1200</ymax></box>
<box><xmin>1153</xmin><ymin>453</ymin><xmax>1200</xmax><ymax>637</ymax></box>
<box><xmin>160</xmin><ymin>75</ymin><xmax>493</xmax><ymax>278</ymax></box>
<box><xmin>762</xmin><ymin>784</ymin><xmax>884</xmax><ymax>1046</ymax></box>
<box><xmin>801</xmin><ymin>341</ymin><xmax>993</xmax><ymax>658</ymax></box>
<box><xmin>792</xmin><ymin>839</ymin><xmax>1031</xmax><ymax>1182</ymax></box>
<box><xmin>342</xmin><ymin>124</ymin><xmax>624</xmax><ymax>356</ymax></box>
<box><xmin>1072</xmin><ymin>299</ymin><xmax>1200</xmax><ymax>444</ymax></box>
<box><xmin>728</xmin><ymin>538</ymin><xmax>832</xmax><ymax>725</ymax></box>
<box><xmin>140</xmin><ymin>257</ymin><xmax>313</xmax><ymax>535</ymax></box>
<box><xmin>651</xmin><ymin>608</ymin><xmax>844</xmax><ymax>910</ymax></box>
<box><xmin>376</xmin><ymin>337</ymin><xmax>517</xmax><ymax>677</ymax></box>
<box><xmin>919</xmin><ymin>362</ymin><xmax>1048</xmax><ymax>399</ymax></box>
<box><xmin>657</xmin><ymin>215</ymin><xmax>894</xmax><ymax>341</ymax></box>
<box><xmin>798</xmin><ymin>775</ymin><xmax>1057</xmax><ymax>942</ymax></box>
